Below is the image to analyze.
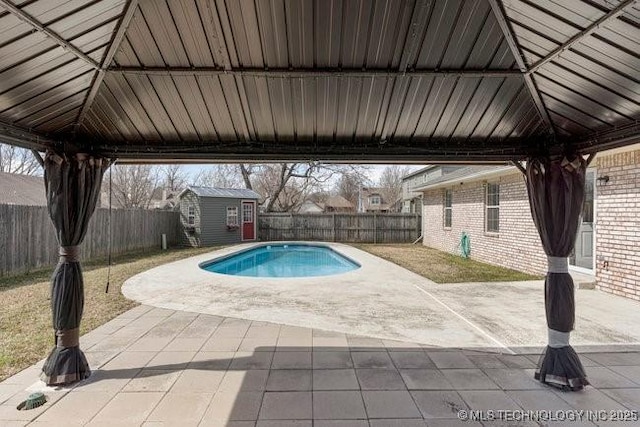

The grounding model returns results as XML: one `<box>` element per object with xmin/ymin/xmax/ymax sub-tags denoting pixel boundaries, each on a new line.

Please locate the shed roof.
<box><xmin>0</xmin><ymin>0</ymin><xmax>639</xmax><ymax>162</ymax></box>
<box><xmin>184</xmin><ymin>186</ymin><xmax>260</xmax><ymax>200</ymax></box>
<box><xmin>0</xmin><ymin>171</ymin><xmax>45</xmax><ymax>205</ymax></box>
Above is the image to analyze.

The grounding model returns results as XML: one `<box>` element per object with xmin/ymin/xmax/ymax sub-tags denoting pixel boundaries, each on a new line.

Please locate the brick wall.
<box><xmin>594</xmin><ymin>149</ymin><xmax>640</xmax><ymax>301</ymax></box>
<box><xmin>422</xmin><ymin>172</ymin><xmax>547</xmax><ymax>276</ymax></box>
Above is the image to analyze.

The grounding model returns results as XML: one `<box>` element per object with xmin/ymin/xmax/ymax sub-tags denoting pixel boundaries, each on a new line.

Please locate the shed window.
<box><xmin>443</xmin><ymin>189</ymin><xmax>452</xmax><ymax>228</ymax></box>
<box><xmin>370</xmin><ymin>195</ymin><xmax>381</xmax><ymax>205</ymax></box>
<box><xmin>187</xmin><ymin>205</ymin><xmax>195</xmax><ymax>226</ymax></box>
<box><xmin>227</xmin><ymin>206</ymin><xmax>238</xmax><ymax>226</ymax></box>
<box><xmin>485</xmin><ymin>183</ymin><xmax>500</xmax><ymax>233</ymax></box>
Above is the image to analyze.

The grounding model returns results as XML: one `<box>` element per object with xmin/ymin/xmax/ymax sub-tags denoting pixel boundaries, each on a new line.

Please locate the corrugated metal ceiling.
<box><xmin>0</xmin><ymin>0</ymin><xmax>638</xmax><ymax>161</ymax></box>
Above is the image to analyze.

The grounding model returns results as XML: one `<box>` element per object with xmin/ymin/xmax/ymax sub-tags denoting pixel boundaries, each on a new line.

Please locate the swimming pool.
<box><xmin>201</xmin><ymin>244</ymin><xmax>360</xmax><ymax>277</ymax></box>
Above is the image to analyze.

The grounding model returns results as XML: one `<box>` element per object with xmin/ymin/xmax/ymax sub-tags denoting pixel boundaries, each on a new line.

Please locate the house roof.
<box><xmin>183</xmin><ymin>186</ymin><xmax>260</xmax><ymax>200</ymax></box>
<box><xmin>324</xmin><ymin>195</ymin><xmax>354</xmax><ymax>209</ymax></box>
<box><xmin>1</xmin><ymin>0</ymin><xmax>639</xmax><ymax>162</ymax></box>
<box><xmin>0</xmin><ymin>172</ymin><xmax>45</xmax><ymax>206</ymax></box>
<box><xmin>414</xmin><ymin>165</ymin><xmax>517</xmax><ymax>191</ymax></box>
<box><xmin>150</xmin><ymin>187</ymin><xmax>179</xmax><ymax>201</ymax></box>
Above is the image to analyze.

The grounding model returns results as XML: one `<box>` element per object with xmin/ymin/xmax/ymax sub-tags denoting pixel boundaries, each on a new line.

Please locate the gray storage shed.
<box><xmin>179</xmin><ymin>186</ymin><xmax>260</xmax><ymax>247</ymax></box>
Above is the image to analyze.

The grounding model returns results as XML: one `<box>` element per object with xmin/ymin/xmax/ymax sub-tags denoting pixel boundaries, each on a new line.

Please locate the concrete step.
<box><xmin>571</xmin><ymin>270</ymin><xmax>596</xmax><ymax>290</ymax></box>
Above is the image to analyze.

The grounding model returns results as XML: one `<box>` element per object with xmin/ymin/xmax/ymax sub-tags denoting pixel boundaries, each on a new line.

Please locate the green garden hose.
<box><xmin>460</xmin><ymin>232</ymin><xmax>471</xmax><ymax>258</ymax></box>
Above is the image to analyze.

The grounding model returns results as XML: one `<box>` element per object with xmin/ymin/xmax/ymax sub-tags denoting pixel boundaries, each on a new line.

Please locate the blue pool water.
<box><xmin>201</xmin><ymin>244</ymin><xmax>360</xmax><ymax>278</ymax></box>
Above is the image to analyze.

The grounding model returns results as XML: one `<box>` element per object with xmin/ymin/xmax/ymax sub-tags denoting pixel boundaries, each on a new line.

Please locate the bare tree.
<box><xmin>161</xmin><ymin>164</ymin><xmax>188</xmax><ymax>191</ymax></box>
<box><xmin>0</xmin><ymin>144</ymin><xmax>42</xmax><ymax>175</ymax></box>
<box><xmin>107</xmin><ymin>165</ymin><xmax>160</xmax><ymax>209</ymax></box>
<box><xmin>335</xmin><ymin>172</ymin><xmax>370</xmax><ymax>208</ymax></box>
<box><xmin>248</xmin><ymin>163</ymin><xmax>367</xmax><ymax>212</ymax></box>
<box><xmin>193</xmin><ymin>165</ymin><xmax>244</xmax><ymax>188</ymax></box>
<box><xmin>377</xmin><ymin>165</ymin><xmax>414</xmax><ymax>210</ymax></box>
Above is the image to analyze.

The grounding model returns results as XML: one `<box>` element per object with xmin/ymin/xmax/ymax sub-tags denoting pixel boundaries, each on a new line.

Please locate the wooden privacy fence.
<box><xmin>0</xmin><ymin>204</ymin><xmax>181</xmax><ymax>277</ymax></box>
<box><xmin>259</xmin><ymin>213</ymin><xmax>421</xmax><ymax>243</ymax></box>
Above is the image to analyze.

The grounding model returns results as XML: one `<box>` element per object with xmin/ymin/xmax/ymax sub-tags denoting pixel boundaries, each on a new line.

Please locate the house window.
<box><xmin>226</xmin><ymin>206</ymin><xmax>238</xmax><ymax>226</ymax></box>
<box><xmin>443</xmin><ymin>189</ymin><xmax>452</xmax><ymax>228</ymax></box>
<box><xmin>485</xmin><ymin>183</ymin><xmax>500</xmax><ymax>233</ymax></box>
<box><xmin>187</xmin><ymin>205</ymin><xmax>195</xmax><ymax>226</ymax></box>
<box><xmin>370</xmin><ymin>195</ymin><xmax>381</xmax><ymax>205</ymax></box>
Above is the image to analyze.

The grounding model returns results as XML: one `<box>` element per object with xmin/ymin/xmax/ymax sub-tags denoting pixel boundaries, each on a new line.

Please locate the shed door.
<box><xmin>242</xmin><ymin>201</ymin><xmax>256</xmax><ymax>241</ymax></box>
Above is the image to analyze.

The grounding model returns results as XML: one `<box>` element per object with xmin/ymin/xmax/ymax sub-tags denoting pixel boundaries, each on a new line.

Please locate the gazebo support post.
<box><xmin>523</xmin><ymin>154</ymin><xmax>589</xmax><ymax>390</ymax></box>
<box><xmin>41</xmin><ymin>151</ymin><xmax>109</xmax><ymax>386</ymax></box>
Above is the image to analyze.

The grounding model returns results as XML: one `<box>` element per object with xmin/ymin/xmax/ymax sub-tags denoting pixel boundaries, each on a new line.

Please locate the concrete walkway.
<box><xmin>1</xmin><ymin>306</ymin><xmax>640</xmax><ymax>426</ymax></box>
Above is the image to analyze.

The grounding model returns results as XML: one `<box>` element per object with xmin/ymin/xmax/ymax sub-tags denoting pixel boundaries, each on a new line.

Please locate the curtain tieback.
<box><xmin>56</xmin><ymin>328</ymin><xmax>80</xmax><ymax>348</ymax></box>
<box><xmin>547</xmin><ymin>256</ymin><xmax>568</xmax><ymax>273</ymax></box>
<box><xmin>59</xmin><ymin>245</ymin><xmax>80</xmax><ymax>262</ymax></box>
<box><xmin>548</xmin><ymin>328</ymin><xmax>570</xmax><ymax>348</ymax></box>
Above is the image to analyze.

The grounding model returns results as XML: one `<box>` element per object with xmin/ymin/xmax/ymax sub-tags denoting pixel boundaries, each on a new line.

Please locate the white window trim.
<box><xmin>485</xmin><ymin>182</ymin><xmax>500</xmax><ymax>234</ymax></box>
<box><xmin>226</xmin><ymin>206</ymin><xmax>239</xmax><ymax>226</ymax></box>
<box><xmin>370</xmin><ymin>195</ymin><xmax>381</xmax><ymax>205</ymax></box>
<box><xmin>443</xmin><ymin>189</ymin><xmax>452</xmax><ymax>229</ymax></box>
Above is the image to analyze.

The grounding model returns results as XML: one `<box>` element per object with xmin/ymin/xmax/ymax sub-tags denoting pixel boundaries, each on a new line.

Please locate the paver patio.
<box><xmin>1</xmin><ymin>305</ymin><xmax>640</xmax><ymax>426</ymax></box>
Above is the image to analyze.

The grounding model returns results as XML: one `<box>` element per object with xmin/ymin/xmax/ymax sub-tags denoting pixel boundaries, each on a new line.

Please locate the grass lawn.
<box><xmin>356</xmin><ymin>244</ymin><xmax>541</xmax><ymax>283</ymax></box>
<box><xmin>0</xmin><ymin>246</ymin><xmax>214</xmax><ymax>382</ymax></box>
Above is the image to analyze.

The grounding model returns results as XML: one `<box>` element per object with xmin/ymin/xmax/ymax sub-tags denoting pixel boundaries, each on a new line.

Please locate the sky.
<box><xmin>180</xmin><ymin>163</ymin><xmax>423</xmax><ymax>188</ymax></box>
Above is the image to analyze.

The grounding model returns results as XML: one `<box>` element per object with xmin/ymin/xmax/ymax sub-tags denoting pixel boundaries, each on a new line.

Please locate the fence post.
<box><xmin>332</xmin><ymin>213</ymin><xmax>336</xmax><ymax>242</ymax></box>
<box><xmin>415</xmin><ymin>213</ymin><xmax>420</xmax><ymax>239</ymax></box>
<box><xmin>373</xmin><ymin>212</ymin><xmax>377</xmax><ymax>244</ymax></box>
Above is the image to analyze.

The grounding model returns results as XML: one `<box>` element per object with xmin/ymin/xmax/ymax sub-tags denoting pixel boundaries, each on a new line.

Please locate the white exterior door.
<box><xmin>571</xmin><ymin>170</ymin><xmax>595</xmax><ymax>271</ymax></box>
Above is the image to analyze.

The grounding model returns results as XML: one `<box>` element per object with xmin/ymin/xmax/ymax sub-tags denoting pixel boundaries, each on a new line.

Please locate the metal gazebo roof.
<box><xmin>0</xmin><ymin>0</ymin><xmax>639</xmax><ymax>162</ymax></box>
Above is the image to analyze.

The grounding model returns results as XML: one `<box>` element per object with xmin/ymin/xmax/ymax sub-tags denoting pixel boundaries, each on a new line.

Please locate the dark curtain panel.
<box><xmin>41</xmin><ymin>152</ymin><xmax>108</xmax><ymax>385</ymax></box>
<box><xmin>524</xmin><ymin>155</ymin><xmax>589</xmax><ymax>391</ymax></box>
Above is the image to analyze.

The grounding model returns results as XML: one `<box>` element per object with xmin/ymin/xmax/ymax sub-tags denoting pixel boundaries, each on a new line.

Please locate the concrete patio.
<box><xmin>122</xmin><ymin>245</ymin><xmax>640</xmax><ymax>353</ymax></box>
<box><xmin>1</xmin><ymin>304</ymin><xmax>640</xmax><ymax>426</ymax></box>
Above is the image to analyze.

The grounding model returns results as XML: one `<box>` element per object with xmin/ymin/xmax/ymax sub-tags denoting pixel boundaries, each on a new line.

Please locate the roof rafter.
<box><xmin>487</xmin><ymin>0</ymin><xmax>555</xmax><ymax>137</ymax></box>
<box><xmin>107</xmin><ymin>66</ymin><xmax>521</xmax><ymax>79</ymax></box>
<box><xmin>0</xmin><ymin>120</ymin><xmax>59</xmax><ymax>151</ymax></box>
<box><xmin>75</xmin><ymin>0</ymin><xmax>139</xmax><ymax>131</ymax></box>
<box><xmin>528</xmin><ymin>0</ymin><xmax>638</xmax><ymax>74</ymax></box>
<box><xmin>0</xmin><ymin>0</ymin><xmax>100</xmax><ymax>70</ymax></box>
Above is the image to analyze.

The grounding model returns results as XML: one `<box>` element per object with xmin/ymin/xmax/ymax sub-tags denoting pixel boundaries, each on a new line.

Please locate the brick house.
<box><xmin>414</xmin><ymin>145</ymin><xmax>640</xmax><ymax>301</ymax></box>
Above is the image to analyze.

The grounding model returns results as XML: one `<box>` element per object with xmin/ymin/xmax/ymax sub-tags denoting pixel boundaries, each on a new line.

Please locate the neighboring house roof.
<box><xmin>401</xmin><ymin>165</ymin><xmax>437</xmax><ymax>180</ymax></box>
<box><xmin>297</xmin><ymin>200</ymin><xmax>324</xmax><ymax>213</ymax></box>
<box><xmin>413</xmin><ymin>166</ymin><xmax>517</xmax><ymax>191</ymax></box>
<box><xmin>0</xmin><ymin>172</ymin><xmax>45</xmax><ymax>206</ymax></box>
<box><xmin>182</xmin><ymin>186</ymin><xmax>260</xmax><ymax>199</ymax></box>
<box><xmin>150</xmin><ymin>187</ymin><xmax>179</xmax><ymax>201</ymax></box>
<box><xmin>324</xmin><ymin>195</ymin><xmax>354</xmax><ymax>209</ymax></box>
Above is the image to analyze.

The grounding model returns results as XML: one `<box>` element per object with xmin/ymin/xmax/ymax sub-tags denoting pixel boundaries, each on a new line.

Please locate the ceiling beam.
<box><xmin>90</xmin><ymin>137</ymin><xmax>542</xmax><ymax>163</ymax></box>
<box><xmin>108</xmin><ymin>66</ymin><xmax>521</xmax><ymax>79</ymax></box>
<box><xmin>528</xmin><ymin>0</ymin><xmax>637</xmax><ymax>74</ymax></box>
<box><xmin>487</xmin><ymin>0</ymin><xmax>555</xmax><ymax>136</ymax></box>
<box><xmin>0</xmin><ymin>0</ymin><xmax>100</xmax><ymax>70</ymax></box>
<box><xmin>75</xmin><ymin>0</ymin><xmax>139</xmax><ymax>131</ymax></box>
<box><xmin>0</xmin><ymin>121</ymin><xmax>59</xmax><ymax>151</ymax></box>
<box><xmin>574</xmin><ymin>121</ymin><xmax>640</xmax><ymax>153</ymax></box>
